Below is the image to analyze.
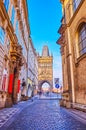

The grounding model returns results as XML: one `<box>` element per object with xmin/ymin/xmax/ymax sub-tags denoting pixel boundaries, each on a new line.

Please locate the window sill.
<box><xmin>75</xmin><ymin>53</ymin><xmax>86</xmax><ymax>67</ymax></box>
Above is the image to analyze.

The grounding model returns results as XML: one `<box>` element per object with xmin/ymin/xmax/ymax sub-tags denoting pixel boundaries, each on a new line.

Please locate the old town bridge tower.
<box><xmin>38</xmin><ymin>46</ymin><xmax>53</xmax><ymax>90</ymax></box>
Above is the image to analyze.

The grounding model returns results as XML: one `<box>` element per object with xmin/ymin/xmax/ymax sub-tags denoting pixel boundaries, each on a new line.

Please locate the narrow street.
<box><xmin>0</xmin><ymin>1</ymin><xmax>86</xmax><ymax>130</ymax></box>
<box><xmin>0</xmin><ymin>94</ymin><xmax>86</xmax><ymax>130</ymax></box>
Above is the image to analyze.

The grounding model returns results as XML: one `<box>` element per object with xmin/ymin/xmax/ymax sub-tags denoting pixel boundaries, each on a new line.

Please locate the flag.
<box><xmin>8</xmin><ymin>74</ymin><xmax>14</xmax><ymax>93</ymax></box>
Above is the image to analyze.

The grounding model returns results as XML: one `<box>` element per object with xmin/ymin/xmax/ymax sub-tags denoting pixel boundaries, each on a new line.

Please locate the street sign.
<box><xmin>54</xmin><ymin>78</ymin><xmax>59</xmax><ymax>84</ymax></box>
<box><xmin>55</xmin><ymin>84</ymin><xmax>60</xmax><ymax>89</ymax></box>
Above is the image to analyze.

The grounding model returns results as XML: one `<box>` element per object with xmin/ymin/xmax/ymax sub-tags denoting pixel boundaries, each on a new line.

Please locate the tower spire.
<box><xmin>42</xmin><ymin>45</ymin><xmax>50</xmax><ymax>57</ymax></box>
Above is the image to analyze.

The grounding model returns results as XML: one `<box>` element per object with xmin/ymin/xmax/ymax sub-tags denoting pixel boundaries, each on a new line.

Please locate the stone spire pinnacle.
<box><xmin>42</xmin><ymin>45</ymin><xmax>50</xmax><ymax>57</ymax></box>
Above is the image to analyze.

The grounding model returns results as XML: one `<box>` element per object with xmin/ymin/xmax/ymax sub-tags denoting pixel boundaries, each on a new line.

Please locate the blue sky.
<box><xmin>28</xmin><ymin>0</ymin><xmax>62</xmax><ymax>84</ymax></box>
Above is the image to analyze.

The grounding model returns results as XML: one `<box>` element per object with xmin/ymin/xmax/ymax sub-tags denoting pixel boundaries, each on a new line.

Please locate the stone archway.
<box><xmin>38</xmin><ymin>80</ymin><xmax>53</xmax><ymax>91</ymax></box>
<box><xmin>42</xmin><ymin>82</ymin><xmax>50</xmax><ymax>91</ymax></box>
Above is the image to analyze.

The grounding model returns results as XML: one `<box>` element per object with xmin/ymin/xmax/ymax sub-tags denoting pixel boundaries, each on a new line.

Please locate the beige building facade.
<box><xmin>0</xmin><ymin>0</ymin><xmax>30</xmax><ymax>108</ymax></box>
<box><xmin>57</xmin><ymin>0</ymin><xmax>86</xmax><ymax>109</ymax></box>
<box><xmin>27</xmin><ymin>38</ymin><xmax>38</xmax><ymax>97</ymax></box>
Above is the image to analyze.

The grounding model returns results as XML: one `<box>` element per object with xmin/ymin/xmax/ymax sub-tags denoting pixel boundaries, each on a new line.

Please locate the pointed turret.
<box><xmin>42</xmin><ymin>45</ymin><xmax>50</xmax><ymax>57</ymax></box>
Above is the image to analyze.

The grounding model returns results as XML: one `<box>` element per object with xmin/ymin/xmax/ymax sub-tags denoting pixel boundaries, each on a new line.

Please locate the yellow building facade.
<box><xmin>57</xmin><ymin>0</ymin><xmax>86</xmax><ymax>109</ymax></box>
<box><xmin>0</xmin><ymin>0</ymin><xmax>30</xmax><ymax>108</ymax></box>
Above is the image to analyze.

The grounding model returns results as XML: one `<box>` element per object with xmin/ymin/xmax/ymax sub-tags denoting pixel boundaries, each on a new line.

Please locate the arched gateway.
<box><xmin>38</xmin><ymin>46</ymin><xmax>53</xmax><ymax>90</ymax></box>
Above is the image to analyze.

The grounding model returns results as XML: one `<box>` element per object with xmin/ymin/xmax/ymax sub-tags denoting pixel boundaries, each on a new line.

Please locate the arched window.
<box><xmin>78</xmin><ymin>23</ymin><xmax>86</xmax><ymax>55</ymax></box>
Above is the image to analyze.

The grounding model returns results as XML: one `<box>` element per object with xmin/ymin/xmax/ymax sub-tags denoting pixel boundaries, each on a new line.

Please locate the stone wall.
<box><xmin>0</xmin><ymin>91</ymin><xmax>7</xmax><ymax>108</ymax></box>
<box><xmin>76</xmin><ymin>57</ymin><xmax>86</xmax><ymax>89</ymax></box>
<box><xmin>75</xmin><ymin>91</ymin><xmax>86</xmax><ymax>104</ymax></box>
<box><xmin>75</xmin><ymin>56</ymin><xmax>86</xmax><ymax>104</ymax></box>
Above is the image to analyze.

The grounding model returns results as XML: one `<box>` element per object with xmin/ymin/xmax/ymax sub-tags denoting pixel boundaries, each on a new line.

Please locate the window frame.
<box><xmin>78</xmin><ymin>23</ymin><xmax>86</xmax><ymax>56</ymax></box>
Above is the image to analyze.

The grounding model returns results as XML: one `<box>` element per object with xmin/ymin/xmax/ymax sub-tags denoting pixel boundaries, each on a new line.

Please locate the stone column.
<box><xmin>66</xmin><ymin>27</ymin><xmax>75</xmax><ymax>105</ymax></box>
<box><xmin>12</xmin><ymin>58</ymin><xmax>21</xmax><ymax>104</ymax></box>
<box><xmin>5</xmin><ymin>43</ymin><xmax>23</xmax><ymax>107</ymax></box>
<box><xmin>5</xmin><ymin>61</ymin><xmax>16</xmax><ymax>107</ymax></box>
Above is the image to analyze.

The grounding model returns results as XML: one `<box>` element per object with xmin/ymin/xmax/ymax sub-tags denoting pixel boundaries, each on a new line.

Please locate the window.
<box><xmin>73</xmin><ymin>0</ymin><xmax>82</xmax><ymax>11</ymax></box>
<box><xmin>11</xmin><ymin>6</ymin><xmax>15</xmax><ymax>25</ymax></box>
<box><xmin>0</xmin><ymin>27</ymin><xmax>5</xmax><ymax>44</ymax></box>
<box><xmin>78</xmin><ymin>23</ymin><xmax>86</xmax><ymax>55</ymax></box>
<box><xmin>4</xmin><ymin>0</ymin><xmax>9</xmax><ymax>12</ymax></box>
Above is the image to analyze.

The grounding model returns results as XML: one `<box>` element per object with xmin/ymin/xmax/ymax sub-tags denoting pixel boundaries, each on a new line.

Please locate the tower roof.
<box><xmin>42</xmin><ymin>46</ymin><xmax>50</xmax><ymax>57</ymax></box>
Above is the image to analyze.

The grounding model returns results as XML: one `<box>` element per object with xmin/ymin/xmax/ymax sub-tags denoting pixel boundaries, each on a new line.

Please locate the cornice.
<box><xmin>57</xmin><ymin>36</ymin><xmax>62</xmax><ymax>45</ymax></box>
<box><xmin>60</xmin><ymin>0</ymin><xmax>65</xmax><ymax>4</ymax></box>
<box><xmin>56</xmin><ymin>34</ymin><xmax>65</xmax><ymax>45</ymax></box>
<box><xmin>58</xmin><ymin>24</ymin><xmax>67</xmax><ymax>34</ymax></box>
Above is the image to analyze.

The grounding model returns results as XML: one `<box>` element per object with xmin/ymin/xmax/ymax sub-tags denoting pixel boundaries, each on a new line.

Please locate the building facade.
<box><xmin>0</xmin><ymin>0</ymin><xmax>30</xmax><ymax>108</ymax></box>
<box><xmin>27</xmin><ymin>38</ymin><xmax>38</xmax><ymax>97</ymax></box>
<box><xmin>57</xmin><ymin>0</ymin><xmax>86</xmax><ymax>108</ymax></box>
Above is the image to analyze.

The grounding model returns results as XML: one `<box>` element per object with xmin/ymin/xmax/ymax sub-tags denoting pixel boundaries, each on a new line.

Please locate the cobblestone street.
<box><xmin>1</xmin><ymin>98</ymin><xmax>86</xmax><ymax>130</ymax></box>
<box><xmin>0</xmin><ymin>0</ymin><xmax>86</xmax><ymax>130</ymax></box>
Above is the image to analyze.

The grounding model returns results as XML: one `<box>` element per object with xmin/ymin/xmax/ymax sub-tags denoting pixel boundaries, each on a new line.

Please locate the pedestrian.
<box><xmin>21</xmin><ymin>78</ymin><xmax>26</xmax><ymax>97</ymax></box>
<box><xmin>31</xmin><ymin>98</ymin><xmax>33</xmax><ymax>102</ymax></box>
<box><xmin>2</xmin><ymin>68</ymin><xmax>8</xmax><ymax>91</ymax></box>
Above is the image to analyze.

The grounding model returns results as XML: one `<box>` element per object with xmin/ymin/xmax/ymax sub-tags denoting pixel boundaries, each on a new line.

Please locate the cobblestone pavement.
<box><xmin>0</xmin><ymin>100</ymin><xmax>34</xmax><ymax>130</ymax></box>
<box><xmin>2</xmin><ymin>99</ymin><xmax>86</xmax><ymax>130</ymax></box>
<box><xmin>38</xmin><ymin>93</ymin><xmax>61</xmax><ymax>100</ymax></box>
<box><xmin>0</xmin><ymin>108</ymin><xmax>19</xmax><ymax>128</ymax></box>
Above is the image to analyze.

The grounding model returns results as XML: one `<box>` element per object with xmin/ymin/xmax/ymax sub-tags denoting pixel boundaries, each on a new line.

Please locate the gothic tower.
<box><xmin>38</xmin><ymin>45</ymin><xmax>53</xmax><ymax>90</ymax></box>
